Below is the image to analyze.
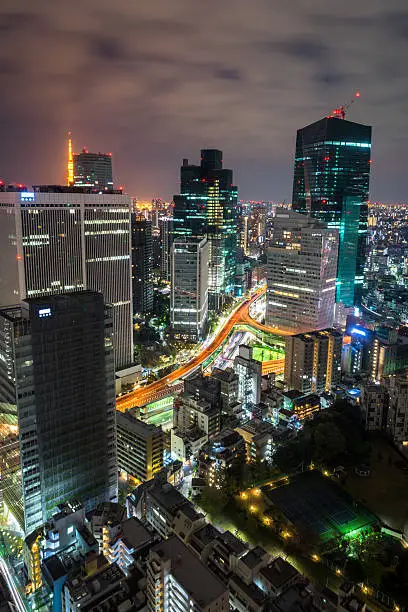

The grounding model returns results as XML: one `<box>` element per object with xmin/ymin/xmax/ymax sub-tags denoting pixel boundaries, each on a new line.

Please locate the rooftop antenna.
<box><xmin>328</xmin><ymin>92</ymin><xmax>360</xmax><ymax>120</ymax></box>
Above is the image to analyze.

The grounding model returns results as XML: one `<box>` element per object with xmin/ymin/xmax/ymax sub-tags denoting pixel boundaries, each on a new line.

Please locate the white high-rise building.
<box><xmin>170</xmin><ymin>237</ymin><xmax>208</xmax><ymax>341</ymax></box>
<box><xmin>147</xmin><ymin>535</ymin><xmax>229</xmax><ymax>612</ymax></box>
<box><xmin>234</xmin><ymin>345</ymin><xmax>262</xmax><ymax>413</ymax></box>
<box><xmin>266</xmin><ymin>208</ymin><xmax>338</xmax><ymax>333</ymax></box>
<box><xmin>0</xmin><ymin>187</ymin><xmax>132</xmax><ymax>369</ymax></box>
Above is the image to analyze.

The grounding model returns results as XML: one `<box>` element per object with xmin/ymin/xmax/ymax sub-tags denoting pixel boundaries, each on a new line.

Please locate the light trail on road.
<box><xmin>117</xmin><ymin>287</ymin><xmax>290</xmax><ymax>411</ymax></box>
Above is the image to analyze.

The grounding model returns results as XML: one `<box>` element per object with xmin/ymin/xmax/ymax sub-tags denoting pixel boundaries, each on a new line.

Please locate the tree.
<box><xmin>345</xmin><ymin>558</ymin><xmax>366</xmax><ymax>583</ymax></box>
<box><xmin>312</xmin><ymin>423</ymin><xmax>346</xmax><ymax>466</ymax></box>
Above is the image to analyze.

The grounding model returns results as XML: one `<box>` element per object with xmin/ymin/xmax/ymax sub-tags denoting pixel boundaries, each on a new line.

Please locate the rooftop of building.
<box><xmin>240</xmin><ymin>546</ymin><xmax>268</xmax><ymax>570</ymax></box>
<box><xmin>292</xmin><ymin>394</ymin><xmax>320</xmax><ymax>407</ymax></box>
<box><xmin>236</xmin><ymin>419</ymin><xmax>275</xmax><ymax>435</ymax></box>
<box><xmin>208</xmin><ymin>428</ymin><xmax>244</xmax><ymax>447</ymax></box>
<box><xmin>282</xmin><ymin>390</ymin><xmax>304</xmax><ymax>401</ymax></box>
<box><xmin>189</xmin><ymin>523</ymin><xmax>221</xmax><ymax>555</ymax></box>
<box><xmin>148</xmin><ymin>478</ymin><xmax>192</xmax><ymax>515</ymax></box>
<box><xmin>110</xmin><ymin>517</ymin><xmax>154</xmax><ymax>551</ymax></box>
<box><xmin>66</xmin><ymin>562</ymin><xmax>125</xmax><ymax>603</ymax></box>
<box><xmin>173</xmin><ymin>426</ymin><xmax>208</xmax><ymax>443</ymax></box>
<box><xmin>176</xmin><ymin>391</ymin><xmax>212</xmax><ymax>412</ymax></box>
<box><xmin>116</xmin><ymin>411</ymin><xmax>162</xmax><ymax>437</ymax></box>
<box><xmin>260</xmin><ymin>556</ymin><xmax>300</xmax><ymax>589</ymax></box>
<box><xmin>50</xmin><ymin>500</ymin><xmax>83</xmax><ymax>523</ymax></box>
<box><xmin>216</xmin><ymin>530</ymin><xmax>247</xmax><ymax>556</ymax></box>
<box><xmin>269</xmin><ymin>583</ymin><xmax>313</xmax><ymax>611</ymax></box>
<box><xmin>229</xmin><ymin>573</ymin><xmax>267</xmax><ymax>607</ymax></box>
<box><xmin>185</xmin><ymin>373</ymin><xmax>220</xmax><ymax>394</ymax></box>
<box><xmin>178</xmin><ymin>502</ymin><xmax>204</xmax><ymax>523</ymax></box>
<box><xmin>33</xmin><ymin>185</ymin><xmax>124</xmax><ymax>194</ymax></box>
<box><xmin>151</xmin><ymin>535</ymin><xmax>227</xmax><ymax>607</ymax></box>
<box><xmin>88</xmin><ymin>502</ymin><xmax>126</xmax><ymax>526</ymax></box>
<box><xmin>211</xmin><ymin>366</ymin><xmax>238</xmax><ymax>383</ymax></box>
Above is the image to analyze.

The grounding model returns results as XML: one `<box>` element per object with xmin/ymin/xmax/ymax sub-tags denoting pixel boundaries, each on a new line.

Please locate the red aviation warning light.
<box><xmin>329</xmin><ymin>92</ymin><xmax>361</xmax><ymax>120</ymax></box>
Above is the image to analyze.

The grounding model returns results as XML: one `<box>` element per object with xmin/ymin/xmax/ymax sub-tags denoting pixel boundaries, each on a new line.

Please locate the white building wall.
<box><xmin>171</xmin><ymin>237</ymin><xmax>208</xmax><ymax>341</ymax></box>
<box><xmin>266</xmin><ymin>209</ymin><xmax>338</xmax><ymax>334</ymax></box>
<box><xmin>0</xmin><ymin>191</ymin><xmax>132</xmax><ymax>369</ymax></box>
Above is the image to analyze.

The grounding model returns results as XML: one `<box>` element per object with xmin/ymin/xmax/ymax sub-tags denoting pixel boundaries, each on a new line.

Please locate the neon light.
<box><xmin>350</xmin><ymin>327</ymin><xmax>366</xmax><ymax>337</ymax></box>
<box><xmin>38</xmin><ymin>308</ymin><xmax>51</xmax><ymax>318</ymax></box>
<box><xmin>20</xmin><ymin>192</ymin><xmax>35</xmax><ymax>202</ymax></box>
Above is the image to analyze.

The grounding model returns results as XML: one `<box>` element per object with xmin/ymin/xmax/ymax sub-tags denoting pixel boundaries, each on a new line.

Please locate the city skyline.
<box><xmin>0</xmin><ymin>2</ymin><xmax>408</xmax><ymax>202</ymax></box>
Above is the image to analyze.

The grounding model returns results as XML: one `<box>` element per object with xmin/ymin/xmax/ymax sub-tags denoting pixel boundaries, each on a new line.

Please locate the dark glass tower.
<box><xmin>173</xmin><ymin>150</ymin><xmax>239</xmax><ymax>309</ymax></box>
<box><xmin>292</xmin><ymin>116</ymin><xmax>371</xmax><ymax>306</ymax></box>
<box><xmin>74</xmin><ymin>148</ymin><xmax>114</xmax><ymax>190</ymax></box>
<box><xmin>0</xmin><ymin>292</ymin><xmax>117</xmax><ymax>535</ymax></box>
<box><xmin>131</xmin><ymin>214</ymin><xmax>154</xmax><ymax>315</ymax></box>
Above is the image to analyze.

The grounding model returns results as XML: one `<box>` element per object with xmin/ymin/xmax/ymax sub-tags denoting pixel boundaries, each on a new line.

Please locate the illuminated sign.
<box><xmin>20</xmin><ymin>192</ymin><xmax>35</xmax><ymax>202</ymax></box>
<box><xmin>38</xmin><ymin>308</ymin><xmax>51</xmax><ymax>318</ymax></box>
<box><xmin>350</xmin><ymin>327</ymin><xmax>367</xmax><ymax>337</ymax></box>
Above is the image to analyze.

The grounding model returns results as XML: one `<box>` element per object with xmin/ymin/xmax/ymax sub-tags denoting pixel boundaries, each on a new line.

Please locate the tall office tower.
<box><xmin>116</xmin><ymin>412</ymin><xmax>163</xmax><ymax>482</ymax></box>
<box><xmin>266</xmin><ymin>209</ymin><xmax>338</xmax><ymax>333</ymax></box>
<box><xmin>173</xmin><ymin>150</ymin><xmax>239</xmax><ymax>310</ymax></box>
<box><xmin>0</xmin><ymin>187</ymin><xmax>132</xmax><ymax>369</ymax></box>
<box><xmin>234</xmin><ymin>345</ymin><xmax>262</xmax><ymax>413</ymax></box>
<box><xmin>292</xmin><ymin>114</ymin><xmax>371</xmax><ymax>306</ymax></box>
<box><xmin>74</xmin><ymin>147</ymin><xmax>114</xmax><ymax>190</ymax></box>
<box><xmin>147</xmin><ymin>536</ymin><xmax>229</xmax><ymax>612</ymax></box>
<box><xmin>284</xmin><ymin>329</ymin><xmax>342</xmax><ymax>394</ymax></box>
<box><xmin>131</xmin><ymin>214</ymin><xmax>154</xmax><ymax>315</ymax></box>
<box><xmin>152</xmin><ymin>227</ymin><xmax>161</xmax><ymax>269</ymax></box>
<box><xmin>159</xmin><ymin>216</ymin><xmax>173</xmax><ymax>282</ymax></box>
<box><xmin>170</xmin><ymin>237</ymin><xmax>208</xmax><ymax>341</ymax></box>
<box><xmin>0</xmin><ymin>292</ymin><xmax>117</xmax><ymax>535</ymax></box>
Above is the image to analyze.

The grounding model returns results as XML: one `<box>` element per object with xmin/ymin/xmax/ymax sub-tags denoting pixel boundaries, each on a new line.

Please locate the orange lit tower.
<box><xmin>67</xmin><ymin>131</ymin><xmax>74</xmax><ymax>186</ymax></box>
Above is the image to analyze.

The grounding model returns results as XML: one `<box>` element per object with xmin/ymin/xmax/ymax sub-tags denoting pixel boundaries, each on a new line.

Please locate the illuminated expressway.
<box><xmin>117</xmin><ymin>287</ymin><xmax>290</xmax><ymax>412</ymax></box>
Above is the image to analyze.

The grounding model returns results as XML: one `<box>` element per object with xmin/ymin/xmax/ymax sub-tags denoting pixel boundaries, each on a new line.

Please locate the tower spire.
<box><xmin>67</xmin><ymin>131</ymin><xmax>74</xmax><ymax>186</ymax></box>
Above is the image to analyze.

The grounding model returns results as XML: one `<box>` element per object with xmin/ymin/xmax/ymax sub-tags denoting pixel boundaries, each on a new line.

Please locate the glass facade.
<box><xmin>131</xmin><ymin>214</ymin><xmax>154</xmax><ymax>315</ymax></box>
<box><xmin>292</xmin><ymin>117</ymin><xmax>371</xmax><ymax>306</ymax></box>
<box><xmin>74</xmin><ymin>150</ymin><xmax>114</xmax><ymax>190</ymax></box>
<box><xmin>173</xmin><ymin>150</ymin><xmax>239</xmax><ymax>309</ymax></box>
<box><xmin>0</xmin><ymin>292</ymin><xmax>118</xmax><ymax>535</ymax></box>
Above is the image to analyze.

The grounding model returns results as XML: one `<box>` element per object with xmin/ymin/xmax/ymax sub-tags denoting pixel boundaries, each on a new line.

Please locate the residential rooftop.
<box><xmin>151</xmin><ymin>535</ymin><xmax>226</xmax><ymax>607</ymax></box>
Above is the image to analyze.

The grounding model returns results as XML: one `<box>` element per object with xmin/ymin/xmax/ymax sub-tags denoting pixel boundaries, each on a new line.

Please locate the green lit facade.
<box><xmin>173</xmin><ymin>150</ymin><xmax>239</xmax><ymax>309</ymax></box>
<box><xmin>292</xmin><ymin>117</ymin><xmax>371</xmax><ymax>306</ymax></box>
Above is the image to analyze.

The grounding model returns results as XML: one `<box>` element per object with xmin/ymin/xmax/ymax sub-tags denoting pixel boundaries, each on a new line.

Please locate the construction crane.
<box><xmin>328</xmin><ymin>92</ymin><xmax>360</xmax><ymax>120</ymax></box>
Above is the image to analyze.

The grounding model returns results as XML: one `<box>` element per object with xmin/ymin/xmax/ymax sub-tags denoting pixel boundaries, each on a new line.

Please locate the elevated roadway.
<box><xmin>116</xmin><ymin>287</ymin><xmax>289</xmax><ymax>412</ymax></box>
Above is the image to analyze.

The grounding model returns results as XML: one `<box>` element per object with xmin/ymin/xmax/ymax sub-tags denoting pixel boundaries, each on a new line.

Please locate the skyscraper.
<box><xmin>292</xmin><ymin>115</ymin><xmax>371</xmax><ymax>306</ymax></box>
<box><xmin>74</xmin><ymin>148</ymin><xmax>114</xmax><ymax>190</ymax></box>
<box><xmin>266</xmin><ymin>208</ymin><xmax>338</xmax><ymax>333</ymax></box>
<box><xmin>173</xmin><ymin>150</ymin><xmax>239</xmax><ymax>309</ymax></box>
<box><xmin>131</xmin><ymin>214</ymin><xmax>154</xmax><ymax>315</ymax></box>
<box><xmin>0</xmin><ymin>292</ymin><xmax>117</xmax><ymax>535</ymax></box>
<box><xmin>159</xmin><ymin>216</ymin><xmax>172</xmax><ymax>282</ymax></box>
<box><xmin>0</xmin><ymin>187</ymin><xmax>133</xmax><ymax>369</ymax></box>
<box><xmin>170</xmin><ymin>237</ymin><xmax>208</xmax><ymax>341</ymax></box>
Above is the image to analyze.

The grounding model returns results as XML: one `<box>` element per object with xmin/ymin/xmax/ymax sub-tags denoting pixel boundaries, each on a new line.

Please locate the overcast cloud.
<box><xmin>0</xmin><ymin>0</ymin><xmax>407</xmax><ymax>201</ymax></box>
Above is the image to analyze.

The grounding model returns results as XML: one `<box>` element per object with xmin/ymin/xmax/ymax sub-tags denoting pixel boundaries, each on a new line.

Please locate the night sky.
<box><xmin>1</xmin><ymin>0</ymin><xmax>407</xmax><ymax>202</ymax></box>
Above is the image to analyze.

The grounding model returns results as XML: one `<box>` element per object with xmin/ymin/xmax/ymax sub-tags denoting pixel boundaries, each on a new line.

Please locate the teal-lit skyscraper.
<box><xmin>292</xmin><ymin>116</ymin><xmax>371</xmax><ymax>306</ymax></box>
<box><xmin>173</xmin><ymin>150</ymin><xmax>239</xmax><ymax>310</ymax></box>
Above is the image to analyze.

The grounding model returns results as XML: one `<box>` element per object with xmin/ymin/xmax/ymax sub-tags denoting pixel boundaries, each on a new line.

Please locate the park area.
<box><xmin>343</xmin><ymin>435</ymin><xmax>408</xmax><ymax>533</ymax></box>
<box><xmin>263</xmin><ymin>470</ymin><xmax>377</xmax><ymax>544</ymax></box>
